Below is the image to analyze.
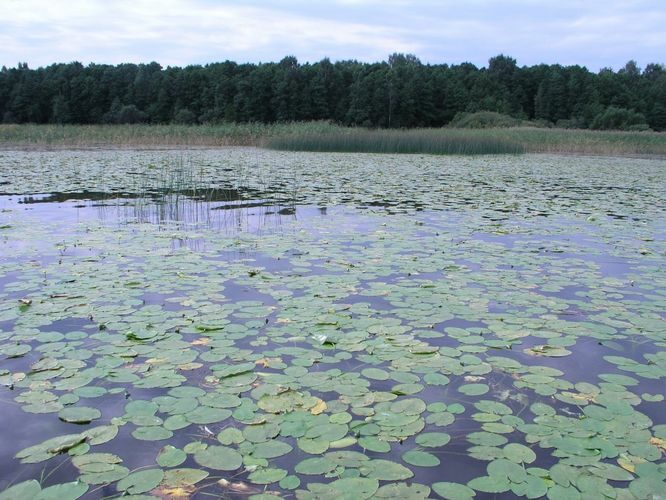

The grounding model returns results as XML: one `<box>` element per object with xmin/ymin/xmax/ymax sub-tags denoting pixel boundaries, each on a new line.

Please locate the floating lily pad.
<box><xmin>248</xmin><ymin>468</ymin><xmax>288</xmax><ymax>484</ymax></box>
<box><xmin>432</xmin><ymin>482</ymin><xmax>476</xmax><ymax>500</ymax></box>
<box><xmin>157</xmin><ymin>445</ymin><xmax>187</xmax><ymax>467</ymax></box>
<box><xmin>193</xmin><ymin>445</ymin><xmax>243</xmax><ymax>471</ymax></box>
<box><xmin>58</xmin><ymin>407</ymin><xmax>101</xmax><ymax>424</ymax></box>
<box><xmin>117</xmin><ymin>469</ymin><xmax>164</xmax><ymax>494</ymax></box>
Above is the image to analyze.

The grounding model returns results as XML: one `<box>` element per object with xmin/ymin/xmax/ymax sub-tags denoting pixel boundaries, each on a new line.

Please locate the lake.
<box><xmin>0</xmin><ymin>148</ymin><xmax>664</xmax><ymax>499</ymax></box>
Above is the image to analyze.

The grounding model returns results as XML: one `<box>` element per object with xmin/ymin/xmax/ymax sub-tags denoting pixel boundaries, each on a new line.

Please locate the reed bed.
<box><xmin>267</xmin><ymin>128</ymin><xmax>524</xmax><ymax>155</ymax></box>
<box><xmin>1</xmin><ymin>123</ymin><xmax>665</xmax><ymax>156</ymax></box>
<box><xmin>0</xmin><ymin>122</ymin><xmax>339</xmax><ymax>149</ymax></box>
<box><xmin>491</xmin><ymin>127</ymin><xmax>666</xmax><ymax>156</ymax></box>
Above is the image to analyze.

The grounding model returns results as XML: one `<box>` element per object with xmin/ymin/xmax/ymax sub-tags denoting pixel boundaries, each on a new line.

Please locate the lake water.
<box><xmin>0</xmin><ymin>149</ymin><xmax>664</xmax><ymax>499</ymax></box>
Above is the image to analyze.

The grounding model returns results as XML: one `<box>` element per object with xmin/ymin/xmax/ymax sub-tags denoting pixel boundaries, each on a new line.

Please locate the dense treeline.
<box><xmin>1</xmin><ymin>54</ymin><xmax>665</xmax><ymax>130</ymax></box>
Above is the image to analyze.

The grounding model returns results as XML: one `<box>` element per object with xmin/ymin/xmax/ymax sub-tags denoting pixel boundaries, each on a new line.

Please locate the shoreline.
<box><xmin>1</xmin><ymin>123</ymin><xmax>665</xmax><ymax>157</ymax></box>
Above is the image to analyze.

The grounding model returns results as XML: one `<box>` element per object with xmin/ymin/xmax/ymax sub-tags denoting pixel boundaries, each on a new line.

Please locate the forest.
<box><xmin>1</xmin><ymin>54</ymin><xmax>665</xmax><ymax>131</ymax></box>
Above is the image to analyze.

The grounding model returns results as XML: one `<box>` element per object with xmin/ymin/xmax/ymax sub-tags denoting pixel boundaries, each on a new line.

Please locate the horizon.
<box><xmin>1</xmin><ymin>0</ymin><xmax>665</xmax><ymax>73</ymax></box>
<box><xmin>1</xmin><ymin>53</ymin><xmax>659</xmax><ymax>74</ymax></box>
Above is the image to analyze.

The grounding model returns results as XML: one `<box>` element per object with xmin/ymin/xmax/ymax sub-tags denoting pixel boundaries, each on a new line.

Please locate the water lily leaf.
<box><xmin>361</xmin><ymin>368</ymin><xmax>389</xmax><ymax>380</ymax></box>
<box><xmin>117</xmin><ymin>469</ymin><xmax>164</xmax><ymax>494</ymax></box>
<box><xmin>589</xmin><ymin>463</ymin><xmax>634</xmax><ymax>481</ymax></box>
<box><xmin>157</xmin><ymin>445</ymin><xmax>187</xmax><ymax>467</ymax></box>
<box><xmin>358</xmin><ymin>436</ymin><xmax>390</xmax><ymax>453</ymax></box>
<box><xmin>217</xmin><ymin>427</ymin><xmax>244</xmax><ymax>445</ymax></box>
<box><xmin>82</xmin><ymin>425</ymin><xmax>118</xmax><ymax>445</ymax></box>
<box><xmin>251</xmin><ymin>440</ymin><xmax>293</xmax><ymax>459</ymax></box>
<box><xmin>424</xmin><ymin>372</ymin><xmax>450</xmax><ymax>386</ymax></box>
<box><xmin>403</xmin><ymin>450</ymin><xmax>440</xmax><ymax>467</ymax></box>
<box><xmin>79</xmin><ymin>465</ymin><xmax>130</xmax><ymax>485</ymax></box>
<box><xmin>375</xmin><ymin>483</ymin><xmax>430</xmax><ymax>498</ymax></box>
<box><xmin>125</xmin><ymin>400</ymin><xmax>159</xmax><ymax>417</ymax></box>
<box><xmin>297</xmin><ymin>437</ymin><xmax>330</xmax><ymax>454</ymax></box>
<box><xmin>458</xmin><ymin>384</ymin><xmax>489</xmax><ymax>396</ymax></box>
<box><xmin>0</xmin><ymin>480</ymin><xmax>41</xmax><ymax>500</ymax></box>
<box><xmin>213</xmin><ymin>362</ymin><xmax>255</xmax><ymax>379</ymax></box>
<box><xmin>503</xmin><ymin>443</ymin><xmax>537</xmax><ymax>464</ymax></box>
<box><xmin>185</xmin><ymin>406</ymin><xmax>231</xmax><ymax>424</ymax></box>
<box><xmin>248</xmin><ymin>468</ymin><xmax>288</xmax><ymax>484</ymax></box>
<box><xmin>34</xmin><ymin>481</ymin><xmax>88</xmax><ymax>500</ymax></box>
<box><xmin>391</xmin><ymin>383</ymin><xmax>423</xmax><ymax>395</ymax></box>
<box><xmin>415</xmin><ymin>432</ymin><xmax>451</xmax><ymax>448</ymax></box>
<box><xmin>431</xmin><ymin>482</ymin><xmax>476</xmax><ymax>500</ymax></box>
<box><xmin>295</xmin><ymin>457</ymin><xmax>337</xmax><ymax>475</ymax></box>
<box><xmin>162</xmin><ymin>468</ymin><xmax>209</xmax><ymax>487</ymax></box>
<box><xmin>279</xmin><ymin>475</ymin><xmax>301</xmax><ymax>490</ymax></box>
<box><xmin>194</xmin><ymin>445</ymin><xmax>243</xmax><ymax>471</ymax></box>
<box><xmin>467</xmin><ymin>475</ymin><xmax>511</xmax><ymax>493</ymax></box>
<box><xmin>132</xmin><ymin>426</ymin><xmax>173</xmax><ymax>441</ymax></box>
<box><xmin>487</xmin><ymin>458</ymin><xmax>527</xmax><ymax>483</ymax></box>
<box><xmin>58</xmin><ymin>406</ymin><xmax>101</xmax><ymax>424</ymax></box>
<box><xmin>362</xmin><ymin>459</ymin><xmax>414</xmax><ymax>480</ymax></box>
<box><xmin>17</xmin><ymin>434</ymin><xmax>86</xmax><ymax>463</ymax></box>
<box><xmin>328</xmin><ymin>478</ymin><xmax>379</xmax><ymax>499</ymax></box>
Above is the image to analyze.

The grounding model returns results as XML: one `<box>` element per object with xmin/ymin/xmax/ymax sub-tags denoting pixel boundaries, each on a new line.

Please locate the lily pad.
<box><xmin>193</xmin><ymin>445</ymin><xmax>243</xmax><ymax>471</ymax></box>
<box><xmin>58</xmin><ymin>407</ymin><xmax>101</xmax><ymax>424</ymax></box>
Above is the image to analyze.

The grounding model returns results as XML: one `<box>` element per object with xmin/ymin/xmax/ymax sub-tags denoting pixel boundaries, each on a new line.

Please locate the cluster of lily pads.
<box><xmin>0</xmin><ymin>149</ymin><xmax>664</xmax><ymax>499</ymax></box>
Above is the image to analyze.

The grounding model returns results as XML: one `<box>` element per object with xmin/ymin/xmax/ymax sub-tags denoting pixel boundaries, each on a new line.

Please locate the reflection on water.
<box><xmin>5</xmin><ymin>188</ymin><xmax>315</xmax><ymax>239</ymax></box>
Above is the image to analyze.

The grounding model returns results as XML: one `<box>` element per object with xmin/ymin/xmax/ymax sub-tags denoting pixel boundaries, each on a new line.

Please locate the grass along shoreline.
<box><xmin>1</xmin><ymin>123</ymin><xmax>665</xmax><ymax>156</ymax></box>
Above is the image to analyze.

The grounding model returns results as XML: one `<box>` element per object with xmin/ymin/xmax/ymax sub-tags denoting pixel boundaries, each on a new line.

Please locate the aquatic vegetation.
<box><xmin>2</xmin><ymin>122</ymin><xmax>666</xmax><ymax>156</ymax></box>
<box><xmin>266</xmin><ymin>128</ymin><xmax>525</xmax><ymax>155</ymax></box>
<box><xmin>0</xmin><ymin>149</ymin><xmax>664</xmax><ymax>498</ymax></box>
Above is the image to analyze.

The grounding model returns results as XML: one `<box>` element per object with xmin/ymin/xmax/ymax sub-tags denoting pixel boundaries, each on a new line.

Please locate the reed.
<box><xmin>1</xmin><ymin>123</ymin><xmax>665</xmax><ymax>156</ymax></box>
<box><xmin>266</xmin><ymin>128</ymin><xmax>524</xmax><ymax>155</ymax></box>
<box><xmin>0</xmin><ymin>122</ymin><xmax>340</xmax><ymax>148</ymax></box>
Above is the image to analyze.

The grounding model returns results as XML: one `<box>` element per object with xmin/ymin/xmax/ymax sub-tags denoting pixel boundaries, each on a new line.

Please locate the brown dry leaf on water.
<box><xmin>190</xmin><ymin>338</ymin><xmax>210</xmax><ymax>346</ymax></box>
<box><xmin>152</xmin><ymin>485</ymin><xmax>196</xmax><ymax>498</ymax></box>
<box><xmin>310</xmin><ymin>398</ymin><xmax>327</xmax><ymax>415</ymax></box>
<box><xmin>178</xmin><ymin>362</ymin><xmax>203</xmax><ymax>371</ymax></box>
<box><xmin>649</xmin><ymin>437</ymin><xmax>666</xmax><ymax>452</ymax></box>
<box><xmin>618</xmin><ymin>457</ymin><xmax>637</xmax><ymax>473</ymax></box>
<box><xmin>218</xmin><ymin>478</ymin><xmax>261</xmax><ymax>494</ymax></box>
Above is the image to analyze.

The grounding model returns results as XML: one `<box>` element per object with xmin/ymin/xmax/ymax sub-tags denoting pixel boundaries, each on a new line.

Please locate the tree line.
<box><xmin>1</xmin><ymin>54</ymin><xmax>665</xmax><ymax>131</ymax></box>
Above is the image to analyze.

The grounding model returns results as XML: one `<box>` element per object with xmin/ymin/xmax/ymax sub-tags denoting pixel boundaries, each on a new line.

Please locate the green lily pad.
<box><xmin>0</xmin><ymin>480</ymin><xmax>41</xmax><ymax>500</ymax></box>
<box><xmin>467</xmin><ymin>475</ymin><xmax>511</xmax><ymax>493</ymax></box>
<box><xmin>248</xmin><ymin>468</ymin><xmax>288</xmax><ymax>484</ymax></box>
<box><xmin>58</xmin><ymin>407</ymin><xmax>101</xmax><ymax>424</ymax></box>
<box><xmin>252</xmin><ymin>440</ymin><xmax>293</xmax><ymax>459</ymax></box>
<box><xmin>432</xmin><ymin>482</ymin><xmax>476</xmax><ymax>500</ymax></box>
<box><xmin>34</xmin><ymin>481</ymin><xmax>88</xmax><ymax>500</ymax></box>
<box><xmin>132</xmin><ymin>426</ymin><xmax>173</xmax><ymax>441</ymax></box>
<box><xmin>415</xmin><ymin>432</ymin><xmax>451</xmax><ymax>448</ymax></box>
<box><xmin>117</xmin><ymin>469</ymin><xmax>164</xmax><ymax>494</ymax></box>
<box><xmin>362</xmin><ymin>459</ymin><xmax>414</xmax><ymax>480</ymax></box>
<box><xmin>458</xmin><ymin>383</ymin><xmax>489</xmax><ymax>396</ymax></box>
<box><xmin>157</xmin><ymin>445</ymin><xmax>187</xmax><ymax>467</ymax></box>
<box><xmin>328</xmin><ymin>478</ymin><xmax>379</xmax><ymax>499</ymax></box>
<box><xmin>402</xmin><ymin>450</ymin><xmax>440</xmax><ymax>467</ymax></box>
<box><xmin>503</xmin><ymin>443</ymin><xmax>537</xmax><ymax>464</ymax></box>
<box><xmin>193</xmin><ymin>445</ymin><xmax>243</xmax><ymax>471</ymax></box>
<box><xmin>162</xmin><ymin>468</ymin><xmax>209</xmax><ymax>486</ymax></box>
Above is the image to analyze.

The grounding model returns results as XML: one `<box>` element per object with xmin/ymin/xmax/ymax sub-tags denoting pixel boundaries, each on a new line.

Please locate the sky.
<box><xmin>1</xmin><ymin>0</ymin><xmax>664</xmax><ymax>72</ymax></box>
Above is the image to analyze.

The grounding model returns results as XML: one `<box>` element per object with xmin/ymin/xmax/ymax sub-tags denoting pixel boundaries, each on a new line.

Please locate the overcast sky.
<box><xmin>1</xmin><ymin>0</ymin><xmax>664</xmax><ymax>72</ymax></box>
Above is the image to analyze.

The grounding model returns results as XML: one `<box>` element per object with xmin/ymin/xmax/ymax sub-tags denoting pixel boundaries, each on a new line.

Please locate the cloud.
<box><xmin>0</xmin><ymin>0</ymin><xmax>663</xmax><ymax>70</ymax></box>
